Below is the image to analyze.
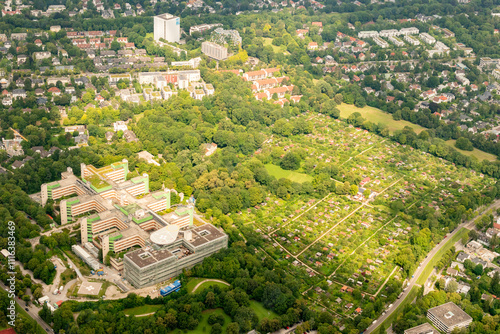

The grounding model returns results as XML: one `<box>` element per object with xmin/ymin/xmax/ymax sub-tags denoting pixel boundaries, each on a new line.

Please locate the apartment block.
<box><xmin>379</xmin><ymin>29</ymin><xmax>399</xmax><ymax>37</ymax></box>
<box><xmin>358</xmin><ymin>31</ymin><xmax>379</xmax><ymax>38</ymax></box>
<box><xmin>201</xmin><ymin>41</ymin><xmax>228</xmax><ymax>60</ymax></box>
<box><xmin>154</xmin><ymin>13</ymin><xmax>180</xmax><ymax>43</ymax></box>
<box><xmin>442</xmin><ymin>28</ymin><xmax>455</xmax><ymax>38</ymax></box>
<box><xmin>419</xmin><ymin>32</ymin><xmax>436</xmax><ymax>45</ymax></box>
<box><xmin>389</xmin><ymin>36</ymin><xmax>404</xmax><ymax>47</ymax></box>
<box><xmin>373</xmin><ymin>36</ymin><xmax>389</xmax><ymax>48</ymax></box>
<box><xmin>405</xmin><ymin>35</ymin><xmax>421</xmax><ymax>45</ymax></box>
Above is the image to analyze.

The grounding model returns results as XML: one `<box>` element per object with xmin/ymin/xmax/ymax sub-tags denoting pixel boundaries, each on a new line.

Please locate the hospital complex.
<box><xmin>41</xmin><ymin>161</ymin><xmax>228</xmax><ymax>288</ymax></box>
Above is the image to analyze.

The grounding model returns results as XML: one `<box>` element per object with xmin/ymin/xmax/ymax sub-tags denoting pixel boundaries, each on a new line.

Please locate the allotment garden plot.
<box><xmin>239</xmin><ymin>114</ymin><xmax>495</xmax><ymax>297</ymax></box>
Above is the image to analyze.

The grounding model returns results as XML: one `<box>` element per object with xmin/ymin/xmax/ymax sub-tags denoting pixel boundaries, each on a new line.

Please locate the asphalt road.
<box><xmin>364</xmin><ymin>222</ymin><xmax>466</xmax><ymax>334</ymax></box>
<box><xmin>364</xmin><ymin>199</ymin><xmax>500</xmax><ymax>334</ymax></box>
<box><xmin>0</xmin><ymin>281</ymin><xmax>53</xmax><ymax>333</ymax></box>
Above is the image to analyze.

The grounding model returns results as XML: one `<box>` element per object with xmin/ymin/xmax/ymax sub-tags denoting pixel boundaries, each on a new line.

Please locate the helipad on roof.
<box><xmin>150</xmin><ymin>224</ymin><xmax>180</xmax><ymax>245</ymax></box>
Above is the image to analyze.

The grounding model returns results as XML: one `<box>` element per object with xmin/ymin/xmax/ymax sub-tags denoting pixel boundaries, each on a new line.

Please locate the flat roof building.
<box><xmin>41</xmin><ymin>162</ymin><xmax>227</xmax><ymax>288</ymax></box>
<box><xmin>427</xmin><ymin>302</ymin><xmax>472</xmax><ymax>333</ymax></box>
<box><xmin>124</xmin><ymin>223</ymin><xmax>228</xmax><ymax>288</ymax></box>
<box><xmin>154</xmin><ymin>13</ymin><xmax>180</xmax><ymax>43</ymax></box>
<box><xmin>404</xmin><ymin>323</ymin><xmax>439</xmax><ymax>334</ymax></box>
<box><xmin>201</xmin><ymin>41</ymin><xmax>228</xmax><ymax>61</ymax></box>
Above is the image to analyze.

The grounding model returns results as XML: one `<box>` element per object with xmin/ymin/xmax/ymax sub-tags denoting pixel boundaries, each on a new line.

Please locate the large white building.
<box><xmin>405</xmin><ymin>35</ymin><xmax>421</xmax><ymax>45</ymax></box>
<box><xmin>154</xmin><ymin>13</ymin><xmax>180</xmax><ymax>43</ymax></box>
<box><xmin>379</xmin><ymin>29</ymin><xmax>399</xmax><ymax>37</ymax></box>
<box><xmin>358</xmin><ymin>31</ymin><xmax>378</xmax><ymax>38</ymax></box>
<box><xmin>389</xmin><ymin>36</ymin><xmax>404</xmax><ymax>47</ymax></box>
<box><xmin>373</xmin><ymin>36</ymin><xmax>389</xmax><ymax>48</ymax></box>
<box><xmin>427</xmin><ymin>302</ymin><xmax>472</xmax><ymax>334</ymax></box>
<box><xmin>201</xmin><ymin>41</ymin><xmax>228</xmax><ymax>60</ymax></box>
<box><xmin>419</xmin><ymin>32</ymin><xmax>436</xmax><ymax>45</ymax></box>
<box><xmin>400</xmin><ymin>27</ymin><xmax>419</xmax><ymax>35</ymax></box>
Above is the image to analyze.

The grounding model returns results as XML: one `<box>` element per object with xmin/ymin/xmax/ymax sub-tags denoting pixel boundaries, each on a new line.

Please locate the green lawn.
<box><xmin>445</xmin><ymin>140</ymin><xmax>497</xmax><ymax>162</ymax></box>
<box><xmin>416</xmin><ymin>228</ymin><xmax>468</xmax><ymax>285</ymax></box>
<box><xmin>186</xmin><ymin>278</ymin><xmax>207</xmax><ymax>293</ymax></box>
<box><xmin>194</xmin><ymin>281</ymin><xmax>229</xmax><ymax>293</ymax></box>
<box><xmin>186</xmin><ymin>308</ymin><xmax>232</xmax><ymax>334</ymax></box>
<box><xmin>124</xmin><ymin>304</ymin><xmax>163</xmax><ymax>316</ymax></box>
<box><xmin>371</xmin><ymin>286</ymin><xmax>419</xmax><ymax>334</ymax></box>
<box><xmin>338</xmin><ymin>104</ymin><xmax>426</xmax><ymax>134</ymax></box>
<box><xmin>187</xmin><ymin>278</ymin><xmax>230</xmax><ymax>293</ymax></box>
<box><xmin>265</xmin><ymin>164</ymin><xmax>313</xmax><ymax>183</ymax></box>
<box><xmin>263</xmin><ymin>37</ymin><xmax>288</xmax><ymax>54</ymax></box>
<box><xmin>249</xmin><ymin>300</ymin><xmax>278</xmax><ymax>321</ymax></box>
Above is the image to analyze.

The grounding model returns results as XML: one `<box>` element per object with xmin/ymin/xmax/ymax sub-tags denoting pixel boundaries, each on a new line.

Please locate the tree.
<box><xmin>280</xmin><ymin>152</ymin><xmax>301</xmax><ymax>170</ymax></box>
<box><xmin>393</xmin><ymin>110</ymin><xmax>402</xmax><ymax>121</ymax></box>
<box><xmin>321</xmin><ymin>99</ymin><xmax>339</xmax><ymax>118</ymax></box>
<box><xmin>110</xmin><ymin>40</ymin><xmax>121</xmax><ymax>51</ymax></box>
<box><xmin>473</xmin><ymin>264</ymin><xmax>483</xmax><ymax>275</ymax></box>
<box><xmin>211</xmin><ymin>323</ymin><xmax>222</xmax><ymax>334</ymax></box>
<box><xmin>391</xmin><ymin>200</ymin><xmax>404</xmax><ymax>212</ymax></box>
<box><xmin>445</xmin><ymin>280</ymin><xmax>458</xmax><ymax>293</ymax></box>
<box><xmin>455</xmin><ymin>137</ymin><xmax>473</xmax><ymax>151</ymax></box>
<box><xmin>227</xmin><ymin>322</ymin><xmax>239</xmax><ymax>334</ymax></box>
<box><xmin>334</xmin><ymin>93</ymin><xmax>343</xmax><ymax>104</ymax></box>
<box><xmin>491</xmin><ymin>271</ymin><xmax>500</xmax><ymax>295</ymax></box>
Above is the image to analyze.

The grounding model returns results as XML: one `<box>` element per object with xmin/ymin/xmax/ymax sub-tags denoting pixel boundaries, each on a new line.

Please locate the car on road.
<box><xmin>25</xmin><ymin>308</ymin><xmax>28</xmax><ymax>311</ymax></box>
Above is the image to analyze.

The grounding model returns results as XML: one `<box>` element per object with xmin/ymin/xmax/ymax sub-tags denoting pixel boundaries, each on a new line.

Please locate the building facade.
<box><xmin>124</xmin><ymin>224</ymin><xmax>228</xmax><ymax>288</ymax></box>
<box><xmin>201</xmin><ymin>41</ymin><xmax>228</xmax><ymax>61</ymax></box>
<box><xmin>154</xmin><ymin>13</ymin><xmax>180</xmax><ymax>43</ymax></box>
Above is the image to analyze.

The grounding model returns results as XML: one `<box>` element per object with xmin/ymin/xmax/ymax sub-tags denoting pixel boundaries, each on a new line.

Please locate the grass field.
<box><xmin>186</xmin><ymin>278</ymin><xmax>230</xmax><ymax>293</ymax></box>
<box><xmin>186</xmin><ymin>278</ymin><xmax>206</xmax><ymax>293</ymax></box>
<box><xmin>189</xmin><ymin>308</ymin><xmax>232</xmax><ymax>334</ymax></box>
<box><xmin>263</xmin><ymin>37</ymin><xmax>290</xmax><ymax>54</ymax></box>
<box><xmin>445</xmin><ymin>140</ymin><xmax>497</xmax><ymax>162</ymax></box>
<box><xmin>372</xmin><ymin>286</ymin><xmax>419</xmax><ymax>334</ymax></box>
<box><xmin>249</xmin><ymin>300</ymin><xmax>278</xmax><ymax>321</ymax></box>
<box><xmin>416</xmin><ymin>228</ymin><xmax>468</xmax><ymax>285</ymax></box>
<box><xmin>194</xmin><ymin>281</ymin><xmax>230</xmax><ymax>293</ymax></box>
<box><xmin>265</xmin><ymin>164</ymin><xmax>313</xmax><ymax>183</ymax></box>
<box><xmin>338</xmin><ymin>104</ymin><xmax>426</xmax><ymax>134</ymax></box>
<box><xmin>123</xmin><ymin>304</ymin><xmax>163</xmax><ymax>316</ymax></box>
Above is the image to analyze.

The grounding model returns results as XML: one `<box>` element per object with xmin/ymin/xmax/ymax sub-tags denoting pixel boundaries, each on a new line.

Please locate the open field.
<box><xmin>194</xmin><ymin>281</ymin><xmax>230</xmax><ymax>293</ymax></box>
<box><xmin>189</xmin><ymin>308</ymin><xmax>231</xmax><ymax>334</ymax></box>
<box><xmin>265</xmin><ymin>164</ymin><xmax>313</xmax><ymax>183</ymax></box>
<box><xmin>263</xmin><ymin>37</ymin><xmax>289</xmax><ymax>54</ymax></box>
<box><xmin>338</xmin><ymin>104</ymin><xmax>426</xmax><ymax>134</ymax></box>
<box><xmin>416</xmin><ymin>228</ymin><xmax>468</xmax><ymax>285</ymax></box>
<box><xmin>445</xmin><ymin>139</ymin><xmax>497</xmax><ymax>162</ymax></box>
<box><xmin>187</xmin><ymin>278</ymin><xmax>230</xmax><ymax>293</ymax></box>
<box><xmin>249</xmin><ymin>300</ymin><xmax>279</xmax><ymax>321</ymax></box>
<box><xmin>123</xmin><ymin>304</ymin><xmax>163</xmax><ymax>316</ymax></box>
<box><xmin>186</xmin><ymin>278</ymin><xmax>206</xmax><ymax>293</ymax></box>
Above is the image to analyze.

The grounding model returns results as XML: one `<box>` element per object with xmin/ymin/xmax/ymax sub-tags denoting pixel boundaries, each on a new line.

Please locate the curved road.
<box><xmin>191</xmin><ymin>279</ymin><xmax>230</xmax><ymax>293</ymax></box>
<box><xmin>365</xmin><ymin>200</ymin><xmax>500</xmax><ymax>334</ymax></box>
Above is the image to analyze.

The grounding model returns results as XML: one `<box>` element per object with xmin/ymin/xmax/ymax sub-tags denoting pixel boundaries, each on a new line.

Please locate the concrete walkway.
<box><xmin>191</xmin><ymin>279</ymin><xmax>230</xmax><ymax>293</ymax></box>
